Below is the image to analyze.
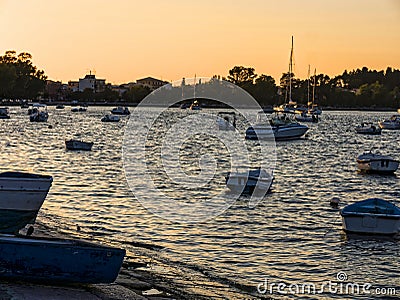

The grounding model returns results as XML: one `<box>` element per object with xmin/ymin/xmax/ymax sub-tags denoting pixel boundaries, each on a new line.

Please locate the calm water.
<box><xmin>1</xmin><ymin>107</ymin><xmax>399</xmax><ymax>299</ymax></box>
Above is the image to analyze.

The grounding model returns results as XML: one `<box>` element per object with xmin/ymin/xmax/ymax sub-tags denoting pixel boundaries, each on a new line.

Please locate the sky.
<box><xmin>1</xmin><ymin>0</ymin><xmax>399</xmax><ymax>85</ymax></box>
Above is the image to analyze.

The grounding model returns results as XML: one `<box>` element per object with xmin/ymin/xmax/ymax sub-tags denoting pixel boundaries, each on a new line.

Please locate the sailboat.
<box><xmin>307</xmin><ymin>69</ymin><xmax>322</xmax><ymax>115</ymax></box>
<box><xmin>190</xmin><ymin>75</ymin><xmax>202</xmax><ymax>110</ymax></box>
<box><xmin>246</xmin><ymin>37</ymin><xmax>309</xmax><ymax>141</ymax></box>
<box><xmin>295</xmin><ymin>67</ymin><xmax>319</xmax><ymax>123</ymax></box>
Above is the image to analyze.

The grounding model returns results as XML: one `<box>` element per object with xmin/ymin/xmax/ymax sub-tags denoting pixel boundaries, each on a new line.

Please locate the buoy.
<box><xmin>330</xmin><ymin>197</ymin><xmax>340</xmax><ymax>208</ymax></box>
<box><xmin>48</xmin><ymin>124</ymin><xmax>53</xmax><ymax>129</ymax></box>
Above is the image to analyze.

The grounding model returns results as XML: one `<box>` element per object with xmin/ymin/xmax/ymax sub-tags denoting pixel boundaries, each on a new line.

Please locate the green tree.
<box><xmin>227</xmin><ymin>66</ymin><xmax>257</xmax><ymax>86</ymax></box>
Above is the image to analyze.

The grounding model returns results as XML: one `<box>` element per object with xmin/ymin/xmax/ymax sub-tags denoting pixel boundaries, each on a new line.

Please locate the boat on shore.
<box><xmin>341</xmin><ymin>198</ymin><xmax>400</xmax><ymax>235</ymax></box>
<box><xmin>225</xmin><ymin>168</ymin><xmax>273</xmax><ymax>195</ymax></box>
<box><xmin>357</xmin><ymin>151</ymin><xmax>399</xmax><ymax>174</ymax></box>
<box><xmin>0</xmin><ymin>234</ymin><xmax>125</xmax><ymax>284</ymax></box>
<box><xmin>111</xmin><ymin>106</ymin><xmax>130</xmax><ymax>115</ymax></box>
<box><xmin>65</xmin><ymin>139</ymin><xmax>94</xmax><ymax>151</ymax></box>
<box><xmin>0</xmin><ymin>172</ymin><xmax>53</xmax><ymax>234</ymax></box>
<box><xmin>355</xmin><ymin>122</ymin><xmax>381</xmax><ymax>135</ymax></box>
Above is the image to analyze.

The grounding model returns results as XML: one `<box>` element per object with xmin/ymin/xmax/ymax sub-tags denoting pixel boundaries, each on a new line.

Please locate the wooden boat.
<box><xmin>0</xmin><ymin>234</ymin><xmax>125</xmax><ymax>283</ymax></box>
<box><xmin>65</xmin><ymin>139</ymin><xmax>94</xmax><ymax>151</ymax></box>
<box><xmin>341</xmin><ymin>198</ymin><xmax>400</xmax><ymax>235</ymax></box>
<box><xmin>0</xmin><ymin>172</ymin><xmax>52</xmax><ymax>233</ymax></box>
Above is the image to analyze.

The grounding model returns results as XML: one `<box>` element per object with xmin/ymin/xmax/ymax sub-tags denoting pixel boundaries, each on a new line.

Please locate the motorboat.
<box><xmin>55</xmin><ymin>104</ymin><xmax>65</xmax><ymax>109</ymax></box>
<box><xmin>71</xmin><ymin>106</ymin><xmax>87</xmax><ymax>112</ymax></box>
<box><xmin>29</xmin><ymin>104</ymin><xmax>48</xmax><ymax>122</ymax></box>
<box><xmin>111</xmin><ymin>106</ymin><xmax>130</xmax><ymax>115</ymax></box>
<box><xmin>295</xmin><ymin>112</ymin><xmax>318</xmax><ymax>123</ymax></box>
<box><xmin>0</xmin><ymin>234</ymin><xmax>125</xmax><ymax>283</ymax></box>
<box><xmin>357</xmin><ymin>151</ymin><xmax>399</xmax><ymax>174</ymax></box>
<box><xmin>0</xmin><ymin>107</ymin><xmax>10</xmax><ymax>119</ymax></box>
<box><xmin>216</xmin><ymin>112</ymin><xmax>236</xmax><ymax>131</ymax></box>
<box><xmin>273</xmin><ymin>101</ymin><xmax>297</xmax><ymax>114</ymax></box>
<box><xmin>190</xmin><ymin>100</ymin><xmax>202</xmax><ymax>110</ymax></box>
<box><xmin>101</xmin><ymin>114</ymin><xmax>120</xmax><ymax>122</ymax></box>
<box><xmin>0</xmin><ymin>172</ymin><xmax>53</xmax><ymax>233</ymax></box>
<box><xmin>180</xmin><ymin>103</ymin><xmax>190</xmax><ymax>109</ymax></box>
<box><xmin>65</xmin><ymin>139</ymin><xmax>94</xmax><ymax>151</ymax></box>
<box><xmin>341</xmin><ymin>198</ymin><xmax>400</xmax><ymax>235</ymax></box>
<box><xmin>355</xmin><ymin>122</ymin><xmax>382</xmax><ymax>135</ymax></box>
<box><xmin>245</xmin><ymin>112</ymin><xmax>309</xmax><ymax>141</ymax></box>
<box><xmin>225</xmin><ymin>168</ymin><xmax>273</xmax><ymax>195</ymax></box>
<box><xmin>378</xmin><ymin>115</ymin><xmax>400</xmax><ymax>129</ymax></box>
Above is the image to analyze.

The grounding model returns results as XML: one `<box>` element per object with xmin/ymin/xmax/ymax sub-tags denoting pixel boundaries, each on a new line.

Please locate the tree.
<box><xmin>227</xmin><ymin>66</ymin><xmax>257</xmax><ymax>86</ymax></box>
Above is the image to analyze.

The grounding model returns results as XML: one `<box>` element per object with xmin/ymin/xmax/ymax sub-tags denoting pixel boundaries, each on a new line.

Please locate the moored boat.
<box><xmin>355</xmin><ymin>122</ymin><xmax>381</xmax><ymax>135</ymax></box>
<box><xmin>341</xmin><ymin>198</ymin><xmax>400</xmax><ymax>235</ymax></box>
<box><xmin>357</xmin><ymin>152</ymin><xmax>399</xmax><ymax>174</ymax></box>
<box><xmin>190</xmin><ymin>100</ymin><xmax>202</xmax><ymax>110</ymax></box>
<box><xmin>65</xmin><ymin>139</ymin><xmax>94</xmax><ymax>151</ymax></box>
<box><xmin>225</xmin><ymin>168</ymin><xmax>273</xmax><ymax>195</ymax></box>
<box><xmin>111</xmin><ymin>106</ymin><xmax>130</xmax><ymax>115</ymax></box>
<box><xmin>0</xmin><ymin>107</ymin><xmax>10</xmax><ymax>119</ymax></box>
<box><xmin>378</xmin><ymin>115</ymin><xmax>400</xmax><ymax>129</ymax></box>
<box><xmin>216</xmin><ymin>112</ymin><xmax>236</xmax><ymax>131</ymax></box>
<box><xmin>0</xmin><ymin>172</ymin><xmax>53</xmax><ymax>233</ymax></box>
<box><xmin>0</xmin><ymin>234</ymin><xmax>125</xmax><ymax>283</ymax></box>
<box><xmin>29</xmin><ymin>104</ymin><xmax>48</xmax><ymax>122</ymax></box>
<box><xmin>101</xmin><ymin>114</ymin><xmax>120</xmax><ymax>122</ymax></box>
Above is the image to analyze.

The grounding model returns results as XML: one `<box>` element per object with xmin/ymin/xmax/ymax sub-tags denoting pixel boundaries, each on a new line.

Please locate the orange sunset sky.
<box><xmin>1</xmin><ymin>0</ymin><xmax>399</xmax><ymax>85</ymax></box>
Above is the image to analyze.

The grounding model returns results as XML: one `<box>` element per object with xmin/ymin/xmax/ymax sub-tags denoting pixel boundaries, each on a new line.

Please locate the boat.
<box><xmin>0</xmin><ymin>172</ymin><xmax>53</xmax><ymax>234</ymax></box>
<box><xmin>0</xmin><ymin>234</ymin><xmax>125</xmax><ymax>283</ymax></box>
<box><xmin>295</xmin><ymin>112</ymin><xmax>319</xmax><ymax>123</ymax></box>
<box><xmin>190</xmin><ymin>100</ymin><xmax>202</xmax><ymax>110</ymax></box>
<box><xmin>101</xmin><ymin>114</ymin><xmax>120</xmax><ymax>122</ymax></box>
<box><xmin>180</xmin><ymin>103</ymin><xmax>190</xmax><ymax>109</ymax></box>
<box><xmin>71</xmin><ymin>106</ymin><xmax>87</xmax><ymax>112</ymax></box>
<box><xmin>65</xmin><ymin>139</ymin><xmax>94</xmax><ymax>151</ymax></box>
<box><xmin>111</xmin><ymin>106</ymin><xmax>130</xmax><ymax>115</ymax></box>
<box><xmin>295</xmin><ymin>66</ymin><xmax>320</xmax><ymax>123</ymax></box>
<box><xmin>216</xmin><ymin>112</ymin><xmax>236</xmax><ymax>130</ymax></box>
<box><xmin>245</xmin><ymin>112</ymin><xmax>309</xmax><ymax>141</ymax></box>
<box><xmin>357</xmin><ymin>151</ymin><xmax>399</xmax><ymax>174</ymax></box>
<box><xmin>0</xmin><ymin>107</ymin><xmax>10</xmax><ymax>119</ymax></box>
<box><xmin>355</xmin><ymin>122</ymin><xmax>382</xmax><ymax>135</ymax></box>
<box><xmin>55</xmin><ymin>104</ymin><xmax>65</xmax><ymax>109</ymax></box>
<box><xmin>29</xmin><ymin>104</ymin><xmax>48</xmax><ymax>122</ymax></box>
<box><xmin>225</xmin><ymin>167</ymin><xmax>273</xmax><ymax>195</ymax></box>
<box><xmin>378</xmin><ymin>115</ymin><xmax>400</xmax><ymax>129</ymax></box>
<box><xmin>341</xmin><ymin>198</ymin><xmax>400</xmax><ymax>235</ymax></box>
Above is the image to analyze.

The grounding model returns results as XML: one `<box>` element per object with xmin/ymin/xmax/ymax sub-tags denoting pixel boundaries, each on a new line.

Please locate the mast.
<box><xmin>289</xmin><ymin>37</ymin><xmax>292</xmax><ymax>102</ymax></box>
<box><xmin>194</xmin><ymin>74</ymin><xmax>196</xmax><ymax>102</ymax></box>
<box><xmin>312</xmin><ymin>68</ymin><xmax>316</xmax><ymax>108</ymax></box>
<box><xmin>307</xmin><ymin>65</ymin><xmax>310</xmax><ymax>107</ymax></box>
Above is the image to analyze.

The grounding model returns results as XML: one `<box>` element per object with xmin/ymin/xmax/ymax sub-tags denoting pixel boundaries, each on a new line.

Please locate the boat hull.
<box><xmin>357</xmin><ymin>160</ymin><xmax>399</xmax><ymax>174</ymax></box>
<box><xmin>65</xmin><ymin>140</ymin><xmax>93</xmax><ymax>151</ymax></box>
<box><xmin>0</xmin><ymin>235</ymin><xmax>125</xmax><ymax>284</ymax></box>
<box><xmin>245</xmin><ymin>123</ymin><xmax>308</xmax><ymax>141</ymax></box>
<box><xmin>341</xmin><ymin>214</ymin><xmax>400</xmax><ymax>235</ymax></box>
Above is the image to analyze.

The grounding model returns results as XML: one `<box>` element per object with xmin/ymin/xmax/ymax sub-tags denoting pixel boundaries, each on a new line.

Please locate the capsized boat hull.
<box><xmin>0</xmin><ymin>234</ymin><xmax>126</xmax><ymax>284</ymax></box>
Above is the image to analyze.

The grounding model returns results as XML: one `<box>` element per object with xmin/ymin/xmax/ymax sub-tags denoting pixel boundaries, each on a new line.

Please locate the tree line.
<box><xmin>1</xmin><ymin>50</ymin><xmax>399</xmax><ymax>108</ymax></box>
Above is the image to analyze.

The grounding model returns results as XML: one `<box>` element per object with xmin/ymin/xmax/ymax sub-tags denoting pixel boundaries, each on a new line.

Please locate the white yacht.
<box><xmin>357</xmin><ymin>151</ymin><xmax>399</xmax><ymax>174</ymax></box>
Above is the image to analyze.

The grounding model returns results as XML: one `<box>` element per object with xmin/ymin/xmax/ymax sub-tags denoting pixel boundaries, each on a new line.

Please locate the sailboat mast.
<box><xmin>312</xmin><ymin>68</ymin><xmax>316</xmax><ymax>107</ymax></box>
<box><xmin>289</xmin><ymin>36</ymin><xmax>293</xmax><ymax>102</ymax></box>
<box><xmin>194</xmin><ymin>74</ymin><xmax>196</xmax><ymax>101</ymax></box>
<box><xmin>307</xmin><ymin>65</ymin><xmax>310</xmax><ymax>106</ymax></box>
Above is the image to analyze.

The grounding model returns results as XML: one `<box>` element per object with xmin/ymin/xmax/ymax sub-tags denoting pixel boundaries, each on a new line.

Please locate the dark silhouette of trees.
<box><xmin>0</xmin><ymin>51</ymin><xmax>47</xmax><ymax>99</ymax></box>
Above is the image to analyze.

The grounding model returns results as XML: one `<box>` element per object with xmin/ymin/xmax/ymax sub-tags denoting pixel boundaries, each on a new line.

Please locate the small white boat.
<box><xmin>246</xmin><ymin>112</ymin><xmax>308</xmax><ymax>141</ymax></box>
<box><xmin>225</xmin><ymin>168</ymin><xmax>273</xmax><ymax>195</ymax></box>
<box><xmin>378</xmin><ymin>115</ymin><xmax>400</xmax><ymax>129</ymax></box>
<box><xmin>216</xmin><ymin>112</ymin><xmax>236</xmax><ymax>131</ymax></box>
<box><xmin>0</xmin><ymin>107</ymin><xmax>10</xmax><ymax>119</ymax></box>
<box><xmin>357</xmin><ymin>151</ymin><xmax>399</xmax><ymax>174</ymax></box>
<box><xmin>355</xmin><ymin>122</ymin><xmax>382</xmax><ymax>135</ymax></box>
<box><xmin>341</xmin><ymin>198</ymin><xmax>400</xmax><ymax>235</ymax></box>
<box><xmin>101</xmin><ymin>114</ymin><xmax>120</xmax><ymax>122</ymax></box>
<box><xmin>65</xmin><ymin>139</ymin><xmax>94</xmax><ymax>151</ymax></box>
<box><xmin>0</xmin><ymin>172</ymin><xmax>53</xmax><ymax>233</ymax></box>
<box><xmin>111</xmin><ymin>106</ymin><xmax>130</xmax><ymax>115</ymax></box>
<box><xmin>29</xmin><ymin>104</ymin><xmax>48</xmax><ymax>122</ymax></box>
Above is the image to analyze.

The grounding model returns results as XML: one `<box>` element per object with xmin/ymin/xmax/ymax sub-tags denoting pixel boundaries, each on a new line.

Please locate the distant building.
<box><xmin>45</xmin><ymin>80</ymin><xmax>62</xmax><ymax>100</ymax></box>
<box><xmin>136</xmin><ymin>77</ymin><xmax>169</xmax><ymax>90</ymax></box>
<box><xmin>68</xmin><ymin>81</ymin><xmax>79</xmax><ymax>92</ymax></box>
<box><xmin>78</xmin><ymin>73</ymin><xmax>106</xmax><ymax>93</ymax></box>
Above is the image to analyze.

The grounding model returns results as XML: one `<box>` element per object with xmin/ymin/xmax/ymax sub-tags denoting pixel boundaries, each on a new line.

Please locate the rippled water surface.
<box><xmin>1</xmin><ymin>107</ymin><xmax>400</xmax><ymax>299</ymax></box>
